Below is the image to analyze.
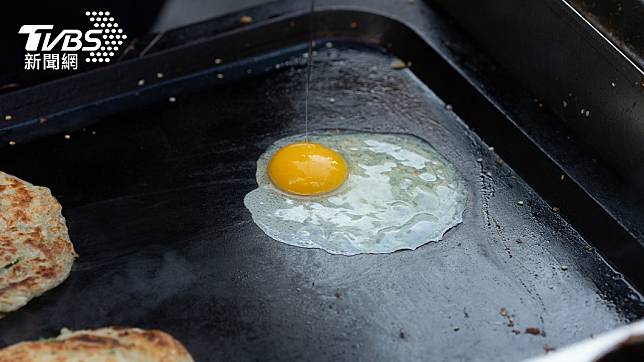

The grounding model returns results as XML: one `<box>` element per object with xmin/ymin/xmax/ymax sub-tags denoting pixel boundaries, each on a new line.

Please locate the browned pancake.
<box><xmin>0</xmin><ymin>327</ymin><xmax>194</xmax><ymax>362</ymax></box>
<box><xmin>0</xmin><ymin>171</ymin><xmax>77</xmax><ymax>315</ymax></box>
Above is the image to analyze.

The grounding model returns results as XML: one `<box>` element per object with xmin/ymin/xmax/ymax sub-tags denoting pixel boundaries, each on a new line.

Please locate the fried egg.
<box><xmin>244</xmin><ymin>132</ymin><xmax>467</xmax><ymax>255</ymax></box>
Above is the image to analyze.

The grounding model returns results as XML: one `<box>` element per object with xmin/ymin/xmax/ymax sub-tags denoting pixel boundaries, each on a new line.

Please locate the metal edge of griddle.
<box><xmin>0</xmin><ymin>0</ymin><xmax>642</xmax><ymax>294</ymax></box>
<box><xmin>427</xmin><ymin>0</ymin><xmax>644</xmax><ymax>242</ymax></box>
<box><xmin>565</xmin><ymin>0</ymin><xmax>644</xmax><ymax>69</ymax></box>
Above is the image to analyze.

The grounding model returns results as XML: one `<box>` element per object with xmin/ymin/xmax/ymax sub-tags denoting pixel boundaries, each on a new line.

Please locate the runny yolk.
<box><xmin>268</xmin><ymin>142</ymin><xmax>348</xmax><ymax>196</ymax></box>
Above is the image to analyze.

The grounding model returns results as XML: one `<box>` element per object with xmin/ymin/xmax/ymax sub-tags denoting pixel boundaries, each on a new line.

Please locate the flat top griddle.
<box><xmin>0</xmin><ymin>45</ymin><xmax>641</xmax><ymax>361</ymax></box>
<box><xmin>0</xmin><ymin>1</ymin><xmax>643</xmax><ymax>361</ymax></box>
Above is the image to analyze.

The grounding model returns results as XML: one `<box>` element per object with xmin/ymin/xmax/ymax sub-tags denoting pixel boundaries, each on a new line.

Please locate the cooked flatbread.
<box><xmin>0</xmin><ymin>327</ymin><xmax>194</xmax><ymax>362</ymax></box>
<box><xmin>0</xmin><ymin>171</ymin><xmax>77</xmax><ymax>315</ymax></box>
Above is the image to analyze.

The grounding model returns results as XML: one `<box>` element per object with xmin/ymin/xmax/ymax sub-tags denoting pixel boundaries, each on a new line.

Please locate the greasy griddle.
<box><xmin>0</xmin><ymin>46</ymin><xmax>641</xmax><ymax>361</ymax></box>
<box><xmin>1</xmin><ymin>1</ymin><xmax>643</xmax><ymax>361</ymax></box>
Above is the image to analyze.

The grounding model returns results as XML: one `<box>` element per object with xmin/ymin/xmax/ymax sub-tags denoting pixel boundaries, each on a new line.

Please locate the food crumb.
<box><xmin>8</xmin><ymin>140</ymin><xmax>16</xmax><ymax>146</ymax></box>
<box><xmin>350</xmin><ymin>21</ymin><xmax>358</xmax><ymax>29</ymax></box>
<box><xmin>453</xmin><ymin>326</ymin><xmax>460</xmax><ymax>332</ymax></box>
<box><xmin>488</xmin><ymin>146</ymin><xmax>495</xmax><ymax>151</ymax></box>
<box><xmin>240</xmin><ymin>15</ymin><xmax>253</xmax><ymax>24</ymax></box>
<box><xmin>445</xmin><ymin>104</ymin><xmax>453</xmax><ymax>111</ymax></box>
<box><xmin>561</xmin><ymin>265</ymin><xmax>569</xmax><ymax>271</ymax></box>
<box><xmin>156</xmin><ymin>72</ymin><xmax>164</xmax><ymax>79</ymax></box>
<box><xmin>137</xmin><ymin>79</ymin><xmax>145</xmax><ymax>86</ymax></box>
<box><xmin>214</xmin><ymin>58</ymin><xmax>222</xmax><ymax>64</ymax></box>
<box><xmin>512</xmin><ymin>329</ymin><xmax>521</xmax><ymax>335</ymax></box>
<box><xmin>560</xmin><ymin>174</ymin><xmax>565</xmax><ymax>181</ymax></box>
<box><xmin>525</xmin><ymin>327</ymin><xmax>541</xmax><ymax>335</ymax></box>
<box><xmin>64</xmin><ymin>134</ymin><xmax>71</xmax><ymax>139</ymax></box>
<box><xmin>390</xmin><ymin>58</ymin><xmax>407</xmax><ymax>70</ymax></box>
<box><xmin>168</xmin><ymin>96</ymin><xmax>176</xmax><ymax>103</ymax></box>
<box><xmin>39</xmin><ymin>117</ymin><xmax>47</xmax><ymax>124</ymax></box>
<box><xmin>325</xmin><ymin>42</ymin><xmax>333</xmax><ymax>48</ymax></box>
<box><xmin>217</xmin><ymin>73</ymin><xmax>224</xmax><ymax>79</ymax></box>
<box><xmin>4</xmin><ymin>114</ymin><xmax>13</xmax><ymax>121</ymax></box>
<box><xmin>91</xmin><ymin>131</ymin><xmax>96</xmax><ymax>135</ymax></box>
<box><xmin>552</xmin><ymin>206</ymin><xmax>560</xmax><ymax>213</ymax></box>
<box><xmin>544</xmin><ymin>344</ymin><xmax>556</xmax><ymax>353</ymax></box>
<box><xmin>562</xmin><ymin>100</ymin><xmax>567</xmax><ymax>108</ymax></box>
<box><xmin>517</xmin><ymin>201</ymin><xmax>524</xmax><ymax>206</ymax></box>
<box><xmin>499</xmin><ymin>307</ymin><xmax>508</xmax><ymax>316</ymax></box>
<box><xmin>476</xmin><ymin>158</ymin><xmax>483</xmax><ymax>163</ymax></box>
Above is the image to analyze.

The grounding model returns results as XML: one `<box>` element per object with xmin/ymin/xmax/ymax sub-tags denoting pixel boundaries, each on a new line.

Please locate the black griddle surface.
<box><xmin>0</xmin><ymin>47</ymin><xmax>642</xmax><ymax>361</ymax></box>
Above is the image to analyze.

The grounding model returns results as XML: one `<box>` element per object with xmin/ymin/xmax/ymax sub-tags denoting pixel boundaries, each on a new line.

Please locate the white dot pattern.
<box><xmin>84</xmin><ymin>10</ymin><xmax>126</xmax><ymax>63</ymax></box>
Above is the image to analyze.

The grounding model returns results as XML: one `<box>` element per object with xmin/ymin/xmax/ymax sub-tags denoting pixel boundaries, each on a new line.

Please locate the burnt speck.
<box><xmin>515</xmin><ymin>239</ymin><xmax>523</xmax><ymax>244</ymax></box>
<box><xmin>399</xmin><ymin>329</ymin><xmax>406</xmax><ymax>339</ymax></box>
<box><xmin>511</xmin><ymin>329</ymin><xmax>521</xmax><ymax>335</ymax></box>
<box><xmin>334</xmin><ymin>292</ymin><xmax>342</xmax><ymax>299</ymax></box>
<box><xmin>544</xmin><ymin>344</ymin><xmax>556</xmax><ymax>353</ymax></box>
<box><xmin>525</xmin><ymin>327</ymin><xmax>541</xmax><ymax>335</ymax></box>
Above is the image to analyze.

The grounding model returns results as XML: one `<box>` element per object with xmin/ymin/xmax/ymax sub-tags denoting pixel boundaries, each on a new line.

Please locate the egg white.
<box><xmin>243</xmin><ymin>132</ymin><xmax>467</xmax><ymax>255</ymax></box>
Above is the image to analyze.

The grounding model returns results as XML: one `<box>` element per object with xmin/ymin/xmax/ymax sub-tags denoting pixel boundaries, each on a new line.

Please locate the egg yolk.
<box><xmin>268</xmin><ymin>142</ymin><xmax>348</xmax><ymax>196</ymax></box>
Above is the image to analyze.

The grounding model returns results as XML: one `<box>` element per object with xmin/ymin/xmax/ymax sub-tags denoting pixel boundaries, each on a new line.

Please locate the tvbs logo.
<box><xmin>19</xmin><ymin>11</ymin><xmax>127</xmax><ymax>70</ymax></box>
